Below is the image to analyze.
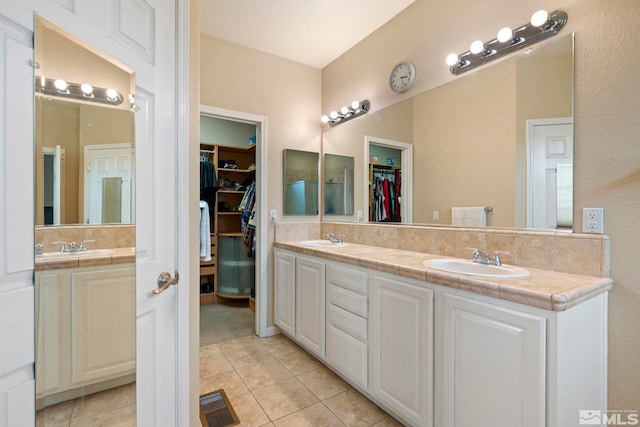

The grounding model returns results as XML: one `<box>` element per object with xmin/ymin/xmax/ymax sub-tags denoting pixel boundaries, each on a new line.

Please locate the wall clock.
<box><xmin>389</xmin><ymin>61</ymin><xmax>416</xmax><ymax>93</ymax></box>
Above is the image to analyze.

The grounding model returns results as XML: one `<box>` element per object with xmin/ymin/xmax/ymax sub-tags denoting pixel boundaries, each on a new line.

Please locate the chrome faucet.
<box><xmin>466</xmin><ymin>247</ymin><xmax>492</xmax><ymax>265</ymax></box>
<box><xmin>51</xmin><ymin>240</ymin><xmax>95</xmax><ymax>253</ymax></box>
<box><xmin>325</xmin><ymin>233</ymin><xmax>344</xmax><ymax>244</ymax></box>
<box><xmin>466</xmin><ymin>247</ymin><xmax>511</xmax><ymax>266</ymax></box>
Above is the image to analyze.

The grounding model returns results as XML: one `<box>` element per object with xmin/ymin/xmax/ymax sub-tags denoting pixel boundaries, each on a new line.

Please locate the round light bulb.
<box><xmin>470</xmin><ymin>40</ymin><xmax>485</xmax><ymax>55</ymax></box>
<box><xmin>321</xmin><ymin>115</ymin><xmax>329</xmax><ymax>123</ymax></box>
<box><xmin>106</xmin><ymin>88</ymin><xmax>119</xmax><ymax>101</ymax></box>
<box><xmin>497</xmin><ymin>27</ymin><xmax>513</xmax><ymax>43</ymax></box>
<box><xmin>54</xmin><ymin>79</ymin><xmax>67</xmax><ymax>91</ymax></box>
<box><xmin>329</xmin><ymin>111</ymin><xmax>338</xmax><ymax>119</ymax></box>
<box><xmin>446</xmin><ymin>53</ymin><xmax>459</xmax><ymax>66</ymax></box>
<box><xmin>531</xmin><ymin>10</ymin><xmax>549</xmax><ymax>27</ymax></box>
<box><xmin>351</xmin><ymin>100</ymin><xmax>360</xmax><ymax>109</ymax></box>
<box><xmin>341</xmin><ymin>106</ymin><xmax>349</xmax><ymax>115</ymax></box>
<box><xmin>80</xmin><ymin>83</ymin><xmax>93</xmax><ymax>95</ymax></box>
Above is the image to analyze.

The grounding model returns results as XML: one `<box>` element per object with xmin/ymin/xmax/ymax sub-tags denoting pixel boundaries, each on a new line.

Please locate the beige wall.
<box><xmin>199</xmin><ymin>34</ymin><xmax>322</xmax><ymax>326</ymax></box>
<box><xmin>322</xmin><ymin>0</ymin><xmax>640</xmax><ymax>410</ymax></box>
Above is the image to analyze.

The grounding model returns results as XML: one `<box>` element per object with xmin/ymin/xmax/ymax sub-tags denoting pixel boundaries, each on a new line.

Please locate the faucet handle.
<box><xmin>465</xmin><ymin>247</ymin><xmax>491</xmax><ymax>264</ymax></box>
<box><xmin>79</xmin><ymin>240</ymin><xmax>95</xmax><ymax>251</ymax></box>
<box><xmin>492</xmin><ymin>251</ymin><xmax>511</xmax><ymax>266</ymax></box>
<box><xmin>52</xmin><ymin>241</ymin><xmax>67</xmax><ymax>253</ymax></box>
<box><xmin>34</xmin><ymin>243</ymin><xmax>44</xmax><ymax>255</ymax></box>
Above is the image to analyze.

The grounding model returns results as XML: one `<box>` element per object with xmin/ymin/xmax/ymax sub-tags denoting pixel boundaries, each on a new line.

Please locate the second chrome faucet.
<box><xmin>466</xmin><ymin>247</ymin><xmax>511</xmax><ymax>266</ymax></box>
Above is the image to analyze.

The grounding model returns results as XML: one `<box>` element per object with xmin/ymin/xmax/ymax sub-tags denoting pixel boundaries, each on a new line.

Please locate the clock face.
<box><xmin>389</xmin><ymin>61</ymin><xmax>415</xmax><ymax>93</ymax></box>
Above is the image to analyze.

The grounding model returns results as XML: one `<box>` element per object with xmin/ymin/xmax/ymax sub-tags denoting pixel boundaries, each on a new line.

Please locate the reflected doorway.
<box><xmin>364</xmin><ymin>136</ymin><xmax>413</xmax><ymax>223</ymax></box>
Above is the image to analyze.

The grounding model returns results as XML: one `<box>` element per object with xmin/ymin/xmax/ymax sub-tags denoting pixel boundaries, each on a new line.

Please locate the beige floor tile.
<box><xmin>371</xmin><ymin>415</ymin><xmax>405</xmax><ymax>426</ymax></box>
<box><xmin>70</xmin><ymin>383</ymin><xmax>135</xmax><ymax>421</ymax></box>
<box><xmin>199</xmin><ymin>343</ymin><xmax>222</xmax><ymax>358</ymax></box>
<box><xmin>36</xmin><ymin>399</ymin><xmax>74</xmax><ymax>427</ymax></box>
<box><xmin>276</xmin><ymin>349</ymin><xmax>323</xmax><ymax>376</ymax></box>
<box><xmin>273</xmin><ymin>402</ymin><xmax>346</xmax><ymax>426</ymax></box>
<box><xmin>260</xmin><ymin>335</ymin><xmax>301</xmax><ymax>358</ymax></box>
<box><xmin>224</xmin><ymin>343</ymin><xmax>275</xmax><ymax>369</ymax></box>
<box><xmin>218</xmin><ymin>335</ymin><xmax>259</xmax><ymax>352</ymax></box>
<box><xmin>323</xmin><ymin>389</ymin><xmax>387</xmax><ymax>427</ymax></box>
<box><xmin>200</xmin><ymin>370</ymin><xmax>249</xmax><ymax>397</ymax></box>
<box><xmin>235</xmin><ymin>357</ymin><xmax>293</xmax><ymax>391</ymax></box>
<box><xmin>200</xmin><ymin>351</ymin><xmax>234</xmax><ymax>377</ymax></box>
<box><xmin>70</xmin><ymin>402</ymin><xmax>135</xmax><ymax>427</ymax></box>
<box><xmin>228</xmin><ymin>392</ymin><xmax>270</xmax><ymax>427</ymax></box>
<box><xmin>296</xmin><ymin>367</ymin><xmax>350</xmax><ymax>400</ymax></box>
<box><xmin>252</xmin><ymin>377</ymin><xmax>319</xmax><ymax>420</ymax></box>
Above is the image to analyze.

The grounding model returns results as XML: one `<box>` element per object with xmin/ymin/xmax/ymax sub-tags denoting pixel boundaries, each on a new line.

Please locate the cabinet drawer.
<box><xmin>328</xmin><ymin>303</ymin><xmax>367</xmax><ymax>342</ymax></box>
<box><xmin>326</xmin><ymin>263</ymin><xmax>368</xmax><ymax>295</ymax></box>
<box><xmin>326</xmin><ymin>324</ymin><xmax>368</xmax><ymax>389</ymax></box>
<box><xmin>327</xmin><ymin>284</ymin><xmax>368</xmax><ymax>318</ymax></box>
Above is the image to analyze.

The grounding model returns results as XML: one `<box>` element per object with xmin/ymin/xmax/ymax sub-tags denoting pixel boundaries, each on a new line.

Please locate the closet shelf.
<box><xmin>218</xmin><ymin>212</ymin><xmax>242</xmax><ymax>216</ymax></box>
<box><xmin>218</xmin><ymin>232</ymin><xmax>244</xmax><ymax>237</ymax></box>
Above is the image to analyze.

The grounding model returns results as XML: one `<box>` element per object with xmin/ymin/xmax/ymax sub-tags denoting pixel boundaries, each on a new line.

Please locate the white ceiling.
<box><xmin>200</xmin><ymin>0</ymin><xmax>415</xmax><ymax>69</ymax></box>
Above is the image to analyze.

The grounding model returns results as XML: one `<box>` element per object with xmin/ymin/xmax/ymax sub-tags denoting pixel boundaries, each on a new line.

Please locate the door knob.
<box><xmin>152</xmin><ymin>271</ymin><xmax>179</xmax><ymax>295</ymax></box>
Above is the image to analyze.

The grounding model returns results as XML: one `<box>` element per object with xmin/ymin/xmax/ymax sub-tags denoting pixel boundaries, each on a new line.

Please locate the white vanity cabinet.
<box><xmin>440</xmin><ymin>293</ymin><xmax>546</xmax><ymax>427</ymax></box>
<box><xmin>295</xmin><ymin>256</ymin><xmax>326</xmax><ymax>358</ymax></box>
<box><xmin>272</xmin><ymin>246</ymin><xmax>608</xmax><ymax>427</ymax></box>
<box><xmin>371</xmin><ymin>274</ymin><xmax>434</xmax><ymax>427</ymax></box>
<box><xmin>35</xmin><ymin>263</ymin><xmax>136</xmax><ymax>404</ymax></box>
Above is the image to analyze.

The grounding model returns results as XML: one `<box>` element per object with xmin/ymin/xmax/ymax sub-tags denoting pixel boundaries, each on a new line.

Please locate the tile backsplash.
<box><xmin>276</xmin><ymin>222</ymin><xmax>610</xmax><ymax>278</ymax></box>
<box><xmin>35</xmin><ymin>224</ymin><xmax>135</xmax><ymax>251</ymax></box>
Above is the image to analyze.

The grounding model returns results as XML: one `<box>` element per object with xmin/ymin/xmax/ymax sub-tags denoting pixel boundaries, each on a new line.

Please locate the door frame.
<box><xmin>364</xmin><ymin>136</ymin><xmax>413</xmax><ymax>223</ymax></box>
<box><xmin>199</xmin><ymin>104</ymin><xmax>270</xmax><ymax>337</ymax></box>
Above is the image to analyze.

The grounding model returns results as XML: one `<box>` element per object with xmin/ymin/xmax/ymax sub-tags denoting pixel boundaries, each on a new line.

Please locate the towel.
<box><xmin>451</xmin><ymin>206</ymin><xmax>487</xmax><ymax>226</ymax></box>
<box><xmin>200</xmin><ymin>201</ymin><xmax>211</xmax><ymax>261</ymax></box>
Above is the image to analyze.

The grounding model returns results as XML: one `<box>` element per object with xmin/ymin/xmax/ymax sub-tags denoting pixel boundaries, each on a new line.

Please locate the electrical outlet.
<box><xmin>357</xmin><ymin>210</ymin><xmax>363</xmax><ymax>221</ymax></box>
<box><xmin>583</xmin><ymin>208</ymin><xmax>604</xmax><ymax>234</ymax></box>
<box><xmin>270</xmin><ymin>209</ymin><xmax>277</xmax><ymax>223</ymax></box>
<box><xmin>433</xmin><ymin>210</ymin><xmax>439</xmax><ymax>221</ymax></box>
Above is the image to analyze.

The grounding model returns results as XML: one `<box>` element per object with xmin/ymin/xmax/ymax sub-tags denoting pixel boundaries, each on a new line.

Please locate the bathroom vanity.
<box><xmin>274</xmin><ymin>241</ymin><xmax>611</xmax><ymax>427</ymax></box>
<box><xmin>34</xmin><ymin>248</ymin><xmax>136</xmax><ymax>409</ymax></box>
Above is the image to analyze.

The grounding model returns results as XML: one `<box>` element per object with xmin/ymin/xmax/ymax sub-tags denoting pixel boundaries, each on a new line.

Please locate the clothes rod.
<box><xmin>200</xmin><ymin>149</ymin><xmax>215</xmax><ymax>154</ymax></box>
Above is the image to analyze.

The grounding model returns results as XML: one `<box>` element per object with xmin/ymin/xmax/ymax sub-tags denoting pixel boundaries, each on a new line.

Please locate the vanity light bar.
<box><xmin>321</xmin><ymin>99</ymin><xmax>370</xmax><ymax>127</ymax></box>
<box><xmin>447</xmin><ymin>9</ymin><xmax>567</xmax><ymax>75</ymax></box>
<box><xmin>35</xmin><ymin>76</ymin><xmax>125</xmax><ymax>106</ymax></box>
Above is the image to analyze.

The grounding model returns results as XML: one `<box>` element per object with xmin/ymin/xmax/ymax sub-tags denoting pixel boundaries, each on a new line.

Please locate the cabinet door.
<box><xmin>274</xmin><ymin>250</ymin><xmax>296</xmax><ymax>336</ymax></box>
<box><xmin>441</xmin><ymin>293</ymin><xmax>546</xmax><ymax>427</ymax></box>
<box><xmin>35</xmin><ymin>270</ymin><xmax>68</xmax><ymax>397</ymax></box>
<box><xmin>371</xmin><ymin>275</ymin><xmax>434</xmax><ymax>427</ymax></box>
<box><xmin>296</xmin><ymin>256</ymin><xmax>325</xmax><ymax>358</ymax></box>
<box><xmin>70</xmin><ymin>266</ymin><xmax>136</xmax><ymax>386</ymax></box>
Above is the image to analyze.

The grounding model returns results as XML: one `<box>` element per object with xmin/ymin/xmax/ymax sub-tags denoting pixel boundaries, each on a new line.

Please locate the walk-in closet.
<box><xmin>368</xmin><ymin>145</ymin><xmax>402</xmax><ymax>222</ymax></box>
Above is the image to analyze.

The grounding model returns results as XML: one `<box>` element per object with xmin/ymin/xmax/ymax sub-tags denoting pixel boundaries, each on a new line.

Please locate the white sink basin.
<box><xmin>424</xmin><ymin>259</ymin><xmax>530</xmax><ymax>279</ymax></box>
<box><xmin>37</xmin><ymin>249</ymin><xmax>114</xmax><ymax>258</ymax></box>
<box><xmin>299</xmin><ymin>240</ymin><xmax>348</xmax><ymax>248</ymax></box>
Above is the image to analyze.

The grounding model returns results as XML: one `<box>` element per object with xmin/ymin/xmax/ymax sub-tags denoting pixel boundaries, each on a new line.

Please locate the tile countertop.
<box><xmin>275</xmin><ymin>241</ymin><xmax>613</xmax><ymax>312</ymax></box>
<box><xmin>35</xmin><ymin>247</ymin><xmax>135</xmax><ymax>271</ymax></box>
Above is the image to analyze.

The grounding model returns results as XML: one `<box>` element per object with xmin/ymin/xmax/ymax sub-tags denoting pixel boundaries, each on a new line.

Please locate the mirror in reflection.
<box><xmin>34</xmin><ymin>15</ymin><xmax>136</xmax><ymax>424</ymax></box>
<box><xmin>283</xmin><ymin>149</ymin><xmax>319</xmax><ymax>215</ymax></box>
<box><xmin>324</xmin><ymin>154</ymin><xmax>355</xmax><ymax>215</ymax></box>
<box><xmin>35</xmin><ymin>16</ymin><xmax>135</xmax><ymax>226</ymax></box>
<box><xmin>323</xmin><ymin>34</ymin><xmax>574</xmax><ymax>231</ymax></box>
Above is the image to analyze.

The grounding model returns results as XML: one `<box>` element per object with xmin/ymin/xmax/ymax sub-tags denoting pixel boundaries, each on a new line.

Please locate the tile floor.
<box><xmin>36</xmin><ymin>382</ymin><xmax>135</xmax><ymax>427</ymax></box>
<box><xmin>200</xmin><ymin>334</ymin><xmax>404</xmax><ymax>427</ymax></box>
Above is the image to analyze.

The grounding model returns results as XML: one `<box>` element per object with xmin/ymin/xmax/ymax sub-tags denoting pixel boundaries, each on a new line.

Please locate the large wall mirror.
<box><xmin>323</xmin><ymin>33</ymin><xmax>574</xmax><ymax>231</ymax></box>
<box><xmin>34</xmin><ymin>15</ymin><xmax>137</xmax><ymax>424</ymax></box>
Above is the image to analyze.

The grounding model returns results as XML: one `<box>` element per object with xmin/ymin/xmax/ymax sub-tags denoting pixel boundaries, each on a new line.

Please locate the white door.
<box><xmin>85</xmin><ymin>145</ymin><xmax>133</xmax><ymax>224</ymax></box>
<box><xmin>0</xmin><ymin>2</ymin><xmax>190</xmax><ymax>426</ymax></box>
<box><xmin>527</xmin><ymin>118</ymin><xmax>573</xmax><ymax>229</ymax></box>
